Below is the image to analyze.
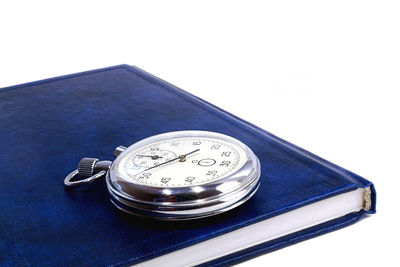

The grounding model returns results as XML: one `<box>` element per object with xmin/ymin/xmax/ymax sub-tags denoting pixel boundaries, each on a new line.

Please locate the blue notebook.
<box><xmin>0</xmin><ymin>65</ymin><xmax>376</xmax><ymax>266</ymax></box>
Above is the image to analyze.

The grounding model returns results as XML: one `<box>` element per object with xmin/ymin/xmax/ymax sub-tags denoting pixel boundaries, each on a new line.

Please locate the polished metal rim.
<box><xmin>107</xmin><ymin>171</ymin><xmax>260</xmax><ymax>220</ymax></box>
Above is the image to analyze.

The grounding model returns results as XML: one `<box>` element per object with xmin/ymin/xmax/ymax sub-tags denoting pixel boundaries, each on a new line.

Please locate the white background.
<box><xmin>1</xmin><ymin>1</ymin><xmax>398</xmax><ymax>266</ymax></box>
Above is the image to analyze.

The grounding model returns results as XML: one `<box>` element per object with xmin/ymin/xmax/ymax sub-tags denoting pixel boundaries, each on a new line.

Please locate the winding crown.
<box><xmin>78</xmin><ymin>158</ymin><xmax>99</xmax><ymax>177</ymax></box>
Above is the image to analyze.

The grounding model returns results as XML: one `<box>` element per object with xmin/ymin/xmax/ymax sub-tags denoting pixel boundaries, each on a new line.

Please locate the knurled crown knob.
<box><xmin>78</xmin><ymin>158</ymin><xmax>99</xmax><ymax>177</ymax></box>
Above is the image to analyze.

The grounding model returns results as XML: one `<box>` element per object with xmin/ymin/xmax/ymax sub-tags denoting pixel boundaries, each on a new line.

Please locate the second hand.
<box><xmin>138</xmin><ymin>148</ymin><xmax>200</xmax><ymax>174</ymax></box>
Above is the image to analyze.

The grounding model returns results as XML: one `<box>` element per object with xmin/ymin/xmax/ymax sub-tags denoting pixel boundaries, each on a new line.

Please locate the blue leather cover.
<box><xmin>0</xmin><ymin>65</ymin><xmax>376</xmax><ymax>266</ymax></box>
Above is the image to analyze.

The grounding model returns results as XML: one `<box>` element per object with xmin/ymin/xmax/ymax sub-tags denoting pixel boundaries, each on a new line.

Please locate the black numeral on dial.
<box><xmin>185</xmin><ymin>176</ymin><xmax>196</xmax><ymax>183</ymax></box>
<box><xmin>221</xmin><ymin>151</ymin><xmax>231</xmax><ymax>157</ymax></box>
<box><xmin>206</xmin><ymin>170</ymin><xmax>218</xmax><ymax>176</ymax></box>
<box><xmin>161</xmin><ymin>177</ymin><xmax>171</xmax><ymax>184</ymax></box>
<box><xmin>220</xmin><ymin>161</ymin><xmax>231</xmax><ymax>167</ymax></box>
<box><xmin>138</xmin><ymin>173</ymin><xmax>152</xmax><ymax>179</ymax></box>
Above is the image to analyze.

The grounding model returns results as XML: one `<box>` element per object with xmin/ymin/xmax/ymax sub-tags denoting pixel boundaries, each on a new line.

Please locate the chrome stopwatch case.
<box><xmin>65</xmin><ymin>131</ymin><xmax>261</xmax><ymax>220</ymax></box>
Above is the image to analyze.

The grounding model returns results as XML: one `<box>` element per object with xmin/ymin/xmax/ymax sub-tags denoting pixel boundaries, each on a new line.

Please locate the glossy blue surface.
<box><xmin>0</xmin><ymin>65</ymin><xmax>375</xmax><ymax>266</ymax></box>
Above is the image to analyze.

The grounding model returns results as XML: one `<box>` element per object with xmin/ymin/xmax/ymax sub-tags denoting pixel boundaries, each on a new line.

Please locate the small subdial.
<box><xmin>196</xmin><ymin>158</ymin><xmax>216</xmax><ymax>167</ymax></box>
<box><xmin>132</xmin><ymin>149</ymin><xmax>176</xmax><ymax>169</ymax></box>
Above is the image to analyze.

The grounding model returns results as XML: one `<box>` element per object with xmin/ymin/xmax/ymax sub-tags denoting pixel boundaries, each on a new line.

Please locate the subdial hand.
<box><xmin>140</xmin><ymin>149</ymin><xmax>200</xmax><ymax>173</ymax></box>
<box><xmin>137</xmin><ymin>155</ymin><xmax>163</xmax><ymax>160</ymax></box>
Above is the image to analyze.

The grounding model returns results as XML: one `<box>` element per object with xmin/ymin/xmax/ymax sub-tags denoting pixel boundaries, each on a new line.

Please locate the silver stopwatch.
<box><xmin>64</xmin><ymin>131</ymin><xmax>261</xmax><ymax>220</ymax></box>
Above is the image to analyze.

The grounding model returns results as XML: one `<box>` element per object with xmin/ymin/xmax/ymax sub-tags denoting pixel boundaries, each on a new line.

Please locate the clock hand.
<box><xmin>179</xmin><ymin>148</ymin><xmax>200</xmax><ymax>160</ymax></box>
<box><xmin>137</xmin><ymin>155</ymin><xmax>163</xmax><ymax>160</ymax></box>
<box><xmin>140</xmin><ymin>149</ymin><xmax>200</xmax><ymax>173</ymax></box>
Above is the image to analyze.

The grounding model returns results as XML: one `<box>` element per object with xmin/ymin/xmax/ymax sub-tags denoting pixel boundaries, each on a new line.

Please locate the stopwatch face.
<box><xmin>117</xmin><ymin>136</ymin><xmax>248</xmax><ymax>187</ymax></box>
<box><xmin>106</xmin><ymin>131</ymin><xmax>261</xmax><ymax>220</ymax></box>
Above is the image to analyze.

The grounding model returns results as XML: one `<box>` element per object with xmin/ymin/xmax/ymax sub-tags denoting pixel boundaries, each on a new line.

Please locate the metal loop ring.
<box><xmin>64</xmin><ymin>169</ymin><xmax>107</xmax><ymax>187</ymax></box>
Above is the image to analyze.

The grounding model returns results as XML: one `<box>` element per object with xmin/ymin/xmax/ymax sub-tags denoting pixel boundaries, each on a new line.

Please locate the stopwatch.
<box><xmin>64</xmin><ymin>131</ymin><xmax>261</xmax><ymax>220</ymax></box>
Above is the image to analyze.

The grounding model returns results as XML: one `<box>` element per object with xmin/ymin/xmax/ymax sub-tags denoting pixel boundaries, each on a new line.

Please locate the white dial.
<box><xmin>117</xmin><ymin>136</ymin><xmax>248</xmax><ymax>187</ymax></box>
